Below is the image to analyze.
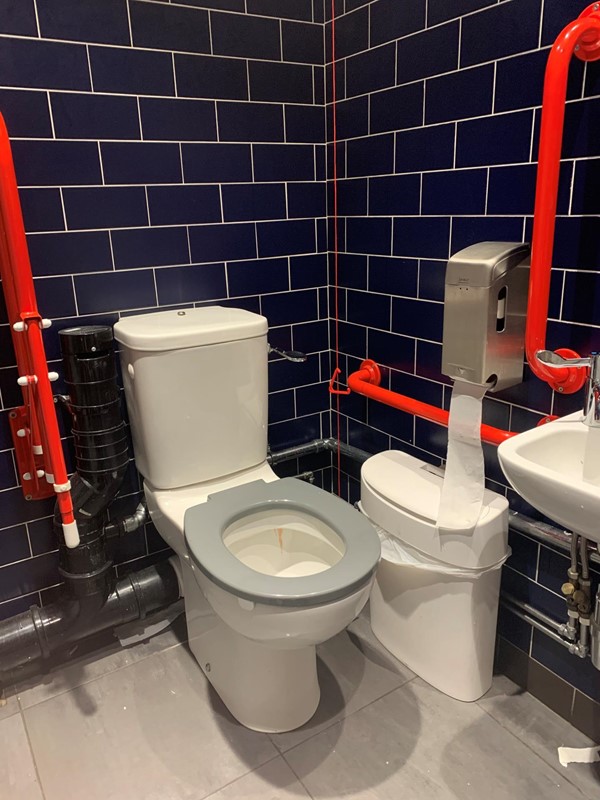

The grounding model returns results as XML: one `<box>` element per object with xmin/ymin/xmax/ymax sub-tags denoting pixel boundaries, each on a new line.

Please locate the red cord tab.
<box><xmin>328</xmin><ymin>367</ymin><xmax>351</xmax><ymax>396</ymax></box>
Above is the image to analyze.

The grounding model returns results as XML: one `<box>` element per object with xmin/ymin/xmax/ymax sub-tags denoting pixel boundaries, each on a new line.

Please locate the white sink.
<box><xmin>497</xmin><ymin>411</ymin><xmax>600</xmax><ymax>544</ymax></box>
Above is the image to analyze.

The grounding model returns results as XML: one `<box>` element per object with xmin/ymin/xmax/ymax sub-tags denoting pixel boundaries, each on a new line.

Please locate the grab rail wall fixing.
<box><xmin>347</xmin><ymin>360</ymin><xmax>515</xmax><ymax>447</ymax></box>
<box><xmin>0</xmin><ymin>114</ymin><xmax>79</xmax><ymax>547</ymax></box>
<box><xmin>526</xmin><ymin>3</ymin><xmax>600</xmax><ymax>394</ymax></box>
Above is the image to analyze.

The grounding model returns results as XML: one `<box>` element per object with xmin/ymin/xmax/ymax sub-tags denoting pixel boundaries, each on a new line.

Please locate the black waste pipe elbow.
<box><xmin>0</xmin><ymin>561</ymin><xmax>180</xmax><ymax>684</ymax></box>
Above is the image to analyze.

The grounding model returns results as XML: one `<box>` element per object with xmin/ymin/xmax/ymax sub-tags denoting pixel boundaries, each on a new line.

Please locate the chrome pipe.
<box><xmin>508</xmin><ymin>511</ymin><xmax>600</xmax><ymax>566</ymax></box>
<box><xmin>501</xmin><ymin>601</ymin><xmax>587</xmax><ymax>657</ymax></box>
<box><xmin>121</xmin><ymin>501</ymin><xmax>150</xmax><ymax>534</ymax></box>
<box><xmin>322</xmin><ymin>438</ymin><xmax>372</xmax><ymax>464</ymax></box>
<box><xmin>267</xmin><ymin>438</ymin><xmax>371</xmax><ymax>466</ymax></box>
<box><xmin>501</xmin><ymin>592</ymin><xmax>574</xmax><ymax>639</ymax></box>
<box><xmin>571</xmin><ymin>531</ymin><xmax>580</xmax><ymax>575</ymax></box>
<box><xmin>580</xmin><ymin>535</ymin><xmax>590</xmax><ymax>582</ymax></box>
<box><xmin>267</xmin><ymin>439</ymin><xmax>329</xmax><ymax>465</ymax></box>
<box><xmin>591</xmin><ymin>590</ymin><xmax>600</xmax><ymax>670</ymax></box>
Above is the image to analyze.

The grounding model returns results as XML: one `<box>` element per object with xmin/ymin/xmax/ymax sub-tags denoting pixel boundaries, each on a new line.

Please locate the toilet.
<box><xmin>113</xmin><ymin>306</ymin><xmax>380</xmax><ymax>733</ymax></box>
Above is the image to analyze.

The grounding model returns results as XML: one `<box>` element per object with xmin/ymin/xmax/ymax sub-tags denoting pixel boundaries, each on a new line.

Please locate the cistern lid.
<box><xmin>114</xmin><ymin>306</ymin><xmax>267</xmax><ymax>351</ymax></box>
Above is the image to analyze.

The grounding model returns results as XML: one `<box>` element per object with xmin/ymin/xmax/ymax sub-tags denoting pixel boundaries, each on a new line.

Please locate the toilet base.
<box><xmin>182</xmin><ymin>558</ymin><xmax>320</xmax><ymax>733</ymax></box>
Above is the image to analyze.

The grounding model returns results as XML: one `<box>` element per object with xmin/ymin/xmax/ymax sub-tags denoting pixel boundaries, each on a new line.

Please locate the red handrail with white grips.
<box><xmin>527</xmin><ymin>3</ymin><xmax>600</xmax><ymax>393</ymax></box>
<box><xmin>347</xmin><ymin>361</ymin><xmax>515</xmax><ymax>447</ymax></box>
<box><xmin>0</xmin><ymin>113</ymin><xmax>79</xmax><ymax>547</ymax></box>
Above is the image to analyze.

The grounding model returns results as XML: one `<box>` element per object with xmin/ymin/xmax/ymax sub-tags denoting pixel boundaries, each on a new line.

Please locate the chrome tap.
<box><xmin>536</xmin><ymin>350</ymin><xmax>600</xmax><ymax>426</ymax></box>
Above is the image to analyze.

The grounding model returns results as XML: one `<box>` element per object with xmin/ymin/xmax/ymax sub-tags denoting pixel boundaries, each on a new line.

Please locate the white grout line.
<box><xmin>125</xmin><ymin>0</ymin><xmax>134</xmax><ymax>47</ymax></box>
<box><xmin>31</xmin><ymin>0</ymin><xmax>41</xmax><ymax>38</ymax></box>
<box><xmin>151</xmin><ymin>265</ymin><xmax>159</xmax><ymax>305</ymax></box>
<box><xmin>143</xmin><ymin>185</ymin><xmax>151</xmax><ymax>224</ymax></box>
<box><xmin>177</xmin><ymin>141</ymin><xmax>184</xmax><ymax>182</ymax></box>
<box><xmin>558</xmin><ymin>269</ymin><xmax>566</xmax><ymax>320</ymax></box>
<box><xmin>528</xmin><ymin>110</ymin><xmax>536</xmax><ymax>163</ymax></box>
<box><xmin>452</xmin><ymin>121</ymin><xmax>458</xmax><ymax>169</ymax></box>
<box><xmin>71</xmin><ymin>275</ymin><xmax>80</xmax><ymax>315</ymax></box>
<box><xmin>171</xmin><ymin>52</ymin><xmax>178</xmax><ymax>97</ymax></box>
<box><xmin>538</xmin><ymin>0</ymin><xmax>545</xmax><ymax>50</ymax></box>
<box><xmin>107</xmin><ymin>229</ymin><xmax>116</xmax><ymax>269</ymax></box>
<box><xmin>207</xmin><ymin>9</ymin><xmax>214</xmax><ymax>56</ymax></box>
<box><xmin>136</xmin><ymin>96</ymin><xmax>143</xmax><ymax>140</ymax></box>
<box><xmin>46</xmin><ymin>92</ymin><xmax>56</xmax><ymax>139</ymax></box>
<box><xmin>57</xmin><ymin>187</ymin><xmax>68</xmax><ymax>230</ymax></box>
<box><xmin>97</xmin><ymin>142</ymin><xmax>106</xmax><ymax>185</ymax></box>
<box><xmin>85</xmin><ymin>44</ymin><xmax>94</xmax><ymax>91</ymax></box>
<box><xmin>217</xmin><ymin>183</ymin><xmax>224</xmax><ymax>223</ymax></box>
<box><xmin>567</xmin><ymin>161</ymin><xmax>576</xmax><ymax>215</ymax></box>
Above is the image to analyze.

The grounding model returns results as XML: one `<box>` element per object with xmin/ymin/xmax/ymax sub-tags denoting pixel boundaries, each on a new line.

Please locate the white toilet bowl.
<box><xmin>147</xmin><ymin>471</ymin><xmax>379</xmax><ymax>732</ymax></box>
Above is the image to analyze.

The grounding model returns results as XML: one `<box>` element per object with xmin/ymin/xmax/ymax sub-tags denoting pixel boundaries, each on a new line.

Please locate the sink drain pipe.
<box><xmin>0</xmin><ymin>326</ymin><xmax>180</xmax><ymax>686</ymax></box>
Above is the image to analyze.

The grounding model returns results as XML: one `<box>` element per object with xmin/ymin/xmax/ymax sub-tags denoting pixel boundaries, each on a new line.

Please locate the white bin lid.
<box><xmin>361</xmin><ymin>450</ymin><xmax>509</xmax><ymax>570</ymax></box>
<box><xmin>114</xmin><ymin>306</ymin><xmax>268</xmax><ymax>352</ymax></box>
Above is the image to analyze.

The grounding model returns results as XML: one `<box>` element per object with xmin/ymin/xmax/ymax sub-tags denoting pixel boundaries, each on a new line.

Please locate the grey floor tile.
<box><xmin>479</xmin><ymin>674</ymin><xmax>600</xmax><ymax>800</ymax></box>
<box><xmin>0</xmin><ymin>713</ymin><xmax>43</xmax><ymax>799</ymax></box>
<box><xmin>24</xmin><ymin>644</ymin><xmax>277</xmax><ymax>800</ymax></box>
<box><xmin>270</xmin><ymin>613</ymin><xmax>414</xmax><ymax>753</ymax></box>
<box><xmin>17</xmin><ymin>611</ymin><xmax>187</xmax><ymax>710</ymax></box>
<box><xmin>284</xmin><ymin>678</ymin><xmax>587</xmax><ymax>800</ymax></box>
<box><xmin>203</xmin><ymin>757</ymin><xmax>311</xmax><ymax>799</ymax></box>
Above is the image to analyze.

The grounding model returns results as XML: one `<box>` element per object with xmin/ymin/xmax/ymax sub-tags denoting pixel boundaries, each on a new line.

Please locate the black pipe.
<box><xmin>0</xmin><ymin>325</ymin><xmax>184</xmax><ymax>685</ymax></box>
<box><xmin>0</xmin><ymin>561</ymin><xmax>180</xmax><ymax>683</ymax></box>
<box><xmin>55</xmin><ymin>326</ymin><xmax>129</xmax><ymax>601</ymax></box>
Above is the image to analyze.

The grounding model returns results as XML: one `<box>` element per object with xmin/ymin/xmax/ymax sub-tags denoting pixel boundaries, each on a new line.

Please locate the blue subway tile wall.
<box><xmin>0</xmin><ymin>0</ymin><xmax>329</xmax><ymax>616</ymax></box>
<box><xmin>326</xmin><ymin>0</ymin><xmax>600</xmax><ymax>706</ymax></box>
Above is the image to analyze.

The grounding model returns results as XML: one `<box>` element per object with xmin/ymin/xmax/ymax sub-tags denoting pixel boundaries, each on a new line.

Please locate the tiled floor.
<box><xmin>1</xmin><ymin>610</ymin><xmax>598</xmax><ymax>800</ymax></box>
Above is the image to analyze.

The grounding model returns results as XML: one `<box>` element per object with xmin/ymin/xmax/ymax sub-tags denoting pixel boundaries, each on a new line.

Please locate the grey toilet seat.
<box><xmin>184</xmin><ymin>478</ymin><xmax>381</xmax><ymax>607</ymax></box>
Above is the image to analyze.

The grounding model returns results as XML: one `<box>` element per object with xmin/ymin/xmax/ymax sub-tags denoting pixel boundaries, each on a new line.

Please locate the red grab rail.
<box><xmin>348</xmin><ymin>360</ymin><xmax>515</xmax><ymax>447</ymax></box>
<box><xmin>0</xmin><ymin>114</ymin><xmax>79</xmax><ymax>547</ymax></box>
<box><xmin>527</xmin><ymin>3</ymin><xmax>600</xmax><ymax>394</ymax></box>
